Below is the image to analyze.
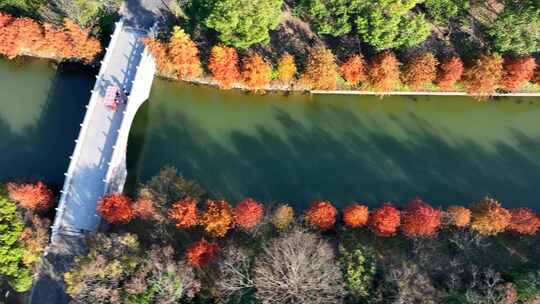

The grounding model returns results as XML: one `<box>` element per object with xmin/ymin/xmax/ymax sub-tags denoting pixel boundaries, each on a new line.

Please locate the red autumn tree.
<box><xmin>277</xmin><ymin>52</ymin><xmax>297</xmax><ymax>85</ymax></box>
<box><xmin>367</xmin><ymin>51</ymin><xmax>401</xmax><ymax>93</ymax></box>
<box><xmin>234</xmin><ymin>198</ymin><xmax>264</xmax><ymax>230</ymax></box>
<box><xmin>6</xmin><ymin>181</ymin><xmax>54</xmax><ymax>212</ymax></box>
<box><xmin>342</xmin><ymin>204</ymin><xmax>369</xmax><ymax>228</ymax></box>
<box><xmin>241</xmin><ymin>53</ymin><xmax>272</xmax><ymax>91</ymax></box>
<box><xmin>436</xmin><ymin>56</ymin><xmax>464</xmax><ymax>90</ymax></box>
<box><xmin>168</xmin><ymin>27</ymin><xmax>203</xmax><ymax>80</ymax></box>
<box><xmin>301</xmin><ymin>47</ymin><xmax>339</xmax><ymax>90</ymax></box>
<box><xmin>445</xmin><ymin>206</ymin><xmax>471</xmax><ymax>228</ymax></box>
<box><xmin>43</xmin><ymin>23</ymin><xmax>76</xmax><ymax>58</ymax></box>
<box><xmin>305</xmin><ymin>200</ymin><xmax>337</xmax><ymax>230</ymax></box>
<box><xmin>11</xmin><ymin>17</ymin><xmax>45</xmax><ymax>55</ymax></box>
<box><xmin>401</xmin><ymin>53</ymin><xmax>438</xmax><ymax>90</ymax></box>
<box><xmin>507</xmin><ymin>208</ymin><xmax>540</xmax><ymax>235</ymax></box>
<box><xmin>0</xmin><ymin>12</ymin><xmax>13</xmax><ymax>27</ymax></box>
<box><xmin>97</xmin><ymin>193</ymin><xmax>134</xmax><ymax>224</ymax></box>
<box><xmin>186</xmin><ymin>239</ymin><xmax>219</xmax><ymax>267</ymax></box>
<box><xmin>470</xmin><ymin>197</ymin><xmax>511</xmax><ymax>235</ymax></box>
<box><xmin>340</xmin><ymin>54</ymin><xmax>366</xmax><ymax>86</ymax></box>
<box><xmin>133</xmin><ymin>198</ymin><xmax>162</xmax><ymax>222</ymax></box>
<box><xmin>500</xmin><ymin>57</ymin><xmax>537</xmax><ymax>92</ymax></box>
<box><xmin>208</xmin><ymin>44</ymin><xmax>240</xmax><ymax>89</ymax></box>
<box><xmin>400</xmin><ymin>199</ymin><xmax>442</xmax><ymax>237</ymax></box>
<box><xmin>168</xmin><ymin>197</ymin><xmax>200</xmax><ymax>228</ymax></box>
<box><xmin>201</xmin><ymin>199</ymin><xmax>234</xmax><ymax>237</ymax></box>
<box><xmin>368</xmin><ymin>203</ymin><xmax>401</xmax><ymax>236</ymax></box>
<box><xmin>63</xmin><ymin>19</ymin><xmax>101</xmax><ymax>63</ymax></box>
<box><xmin>463</xmin><ymin>54</ymin><xmax>503</xmax><ymax>98</ymax></box>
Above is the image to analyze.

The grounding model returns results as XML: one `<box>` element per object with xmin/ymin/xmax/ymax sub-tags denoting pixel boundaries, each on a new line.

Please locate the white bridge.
<box><xmin>51</xmin><ymin>20</ymin><xmax>156</xmax><ymax>241</ymax></box>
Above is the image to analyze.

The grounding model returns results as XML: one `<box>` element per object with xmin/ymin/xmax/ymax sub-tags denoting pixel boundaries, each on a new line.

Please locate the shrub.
<box><xmin>470</xmin><ymin>197</ymin><xmax>511</xmax><ymax>235</ymax></box>
<box><xmin>168</xmin><ymin>26</ymin><xmax>203</xmax><ymax>80</ymax></box>
<box><xmin>271</xmin><ymin>204</ymin><xmax>294</xmax><ymax>230</ymax></box>
<box><xmin>97</xmin><ymin>193</ymin><xmax>134</xmax><ymax>224</ymax></box>
<box><xmin>507</xmin><ymin>208</ymin><xmax>540</xmax><ymax>235</ymax></box>
<box><xmin>201</xmin><ymin>199</ymin><xmax>234</xmax><ymax>237</ymax></box>
<box><xmin>132</xmin><ymin>198</ymin><xmax>162</xmax><ymax>222</ymax></box>
<box><xmin>340</xmin><ymin>54</ymin><xmax>366</xmax><ymax>86</ymax></box>
<box><xmin>401</xmin><ymin>53</ymin><xmax>438</xmax><ymax>90</ymax></box>
<box><xmin>253</xmin><ymin>228</ymin><xmax>345</xmax><ymax>304</ymax></box>
<box><xmin>6</xmin><ymin>181</ymin><xmax>53</xmax><ymax>212</ymax></box>
<box><xmin>368</xmin><ymin>203</ymin><xmax>400</xmax><ymax>236</ymax></box>
<box><xmin>234</xmin><ymin>198</ymin><xmax>264</xmax><ymax>230</ymax></box>
<box><xmin>204</xmin><ymin>0</ymin><xmax>283</xmax><ymax>49</ymax></box>
<box><xmin>185</xmin><ymin>239</ymin><xmax>218</xmax><ymax>268</ymax></box>
<box><xmin>208</xmin><ymin>44</ymin><xmax>240</xmax><ymax>89</ymax></box>
<box><xmin>501</xmin><ymin>57</ymin><xmax>537</xmax><ymax>92</ymax></box>
<box><xmin>300</xmin><ymin>47</ymin><xmax>339</xmax><ymax>90</ymax></box>
<box><xmin>43</xmin><ymin>0</ymin><xmax>120</xmax><ymax>29</ymax></box>
<box><xmin>463</xmin><ymin>54</ymin><xmax>504</xmax><ymax>98</ymax></box>
<box><xmin>342</xmin><ymin>204</ymin><xmax>369</xmax><ymax>228</ymax></box>
<box><xmin>277</xmin><ymin>52</ymin><xmax>297</xmax><ymax>85</ymax></box>
<box><xmin>241</xmin><ymin>53</ymin><xmax>272</xmax><ymax>91</ymax></box>
<box><xmin>511</xmin><ymin>269</ymin><xmax>540</xmax><ymax>302</ymax></box>
<box><xmin>305</xmin><ymin>200</ymin><xmax>337</xmax><ymax>230</ymax></box>
<box><xmin>168</xmin><ymin>197</ymin><xmax>200</xmax><ymax>228</ymax></box>
<box><xmin>367</xmin><ymin>51</ymin><xmax>401</xmax><ymax>93</ymax></box>
<box><xmin>436</xmin><ymin>56</ymin><xmax>464</xmax><ymax>90</ymax></box>
<box><xmin>339</xmin><ymin>243</ymin><xmax>376</xmax><ymax>301</ymax></box>
<box><xmin>445</xmin><ymin>205</ymin><xmax>471</xmax><ymax>228</ymax></box>
<box><xmin>18</xmin><ymin>215</ymin><xmax>50</xmax><ymax>274</ymax></box>
<box><xmin>0</xmin><ymin>194</ymin><xmax>33</xmax><ymax>292</ymax></box>
<box><xmin>425</xmin><ymin>0</ymin><xmax>469</xmax><ymax>24</ymax></box>
<box><xmin>400</xmin><ymin>199</ymin><xmax>442</xmax><ymax>237</ymax></box>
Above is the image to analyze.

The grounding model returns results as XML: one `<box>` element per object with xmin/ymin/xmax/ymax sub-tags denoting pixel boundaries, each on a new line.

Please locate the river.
<box><xmin>1</xmin><ymin>58</ymin><xmax>540</xmax><ymax>209</ymax></box>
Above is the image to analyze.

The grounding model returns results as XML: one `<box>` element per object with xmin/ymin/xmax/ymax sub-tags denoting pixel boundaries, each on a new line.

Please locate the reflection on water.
<box><xmin>128</xmin><ymin>80</ymin><xmax>540</xmax><ymax>210</ymax></box>
<box><xmin>0</xmin><ymin>58</ymin><xmax>94</xmax><ymax>185</ymax></box>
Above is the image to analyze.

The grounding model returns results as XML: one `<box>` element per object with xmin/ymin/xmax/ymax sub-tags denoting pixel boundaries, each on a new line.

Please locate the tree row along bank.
<box><xmin>146</xmin><ymin>26</ymin><xmax>540</xmax><ymax>100</ymax></box>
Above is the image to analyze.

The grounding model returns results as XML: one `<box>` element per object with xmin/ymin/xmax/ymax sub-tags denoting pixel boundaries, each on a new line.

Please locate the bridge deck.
<box><xmin>55</xmin><ymin>25</ymin><xmax>147</xmax><ymax>232</ymax></box>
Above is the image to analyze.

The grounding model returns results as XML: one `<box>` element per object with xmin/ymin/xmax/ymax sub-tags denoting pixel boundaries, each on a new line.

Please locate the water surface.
<box><xmin>127</xmin><ymin>80</ymin><xmax>540</xmax><ymax>210</ymax></box>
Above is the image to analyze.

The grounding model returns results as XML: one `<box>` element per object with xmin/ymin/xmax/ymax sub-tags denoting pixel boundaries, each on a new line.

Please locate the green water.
<box><xmin>0</xmin><ymin>58</ymin><xmax>539</xmax><ymax>209</ymax></box>
<box><xmin>0</xmin><ymin>58</ymin><xmax>93</xmax><ymax>185</ymax></box>
<box><xmin>127</xmin><ymin>80</ymin><xmax>540</xmax><ymax>210</ymax></box>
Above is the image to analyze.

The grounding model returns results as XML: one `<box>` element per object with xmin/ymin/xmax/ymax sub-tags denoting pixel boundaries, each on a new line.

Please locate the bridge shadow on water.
<box><xmin>0</xmin><ymin>62</ymin><xmax>94</xmax><ymax>187</ymax></box>
<box><xmin>127</xmin><ymin>99</ymin><xmax>540</xmax><ymax>211</ymax></box>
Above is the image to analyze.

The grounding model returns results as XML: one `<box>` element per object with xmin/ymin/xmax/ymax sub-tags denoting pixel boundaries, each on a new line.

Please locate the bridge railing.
<box><xmin>52</xmin><ymin>19</ymin><xmax>126</xmax><ymax>234</ymax></box>
<box><xmin>104</xmin><ymin>45</ymin><xmax>156</xmax><ymax>194</ymax></box>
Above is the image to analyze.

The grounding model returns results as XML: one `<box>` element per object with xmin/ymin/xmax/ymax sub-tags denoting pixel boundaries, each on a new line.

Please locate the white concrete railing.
<box><xmin>104</xmin><ymin>46</ymin><xmax>156</xmax><ymax>194</ymax></box>
<box><xmin>52</xmin><ymin>20</ymin><xmax>125</xmax><ymax>233</ymax></box>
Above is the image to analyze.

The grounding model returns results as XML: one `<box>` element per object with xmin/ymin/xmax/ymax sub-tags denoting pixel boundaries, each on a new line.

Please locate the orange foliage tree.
<box><xmin>234</xmin><ymin>198</ymin><xmax>264</xmax><ymax>230</ymax></box>
<box><xmin>368</xmin><ymin>203</ymin><xmax>401</xmax><ymax>236</ymax></box>
<box><xmin>208</xmin><ymin>44</ymin><xmax>240</xmax><ymax>89</ymax></box>
<box><xmin>168</xmin><ymin>27</ymin><xmax>203</xmax><ymax>80</ymax></box>
<box><xmin>132</xmin><ymin>198</ymin><xmax>162</xmax><ymax>222</ymax></box>
<box><xmin>436</xmin><ymin>57</ymin><xmax>464</xmax><ymax>90</ymax></box>
<box><xmin>97</xmin><ymin>193</ymin><xmax>134</xmax><ymax>224</ymax></box>
<box><xmin>301</xmin><ymin>47</ymin><xmax>339</xmax><ymax>90</ymax></box>
<box><xmin>340</xmin><ymin>54</ymin><xmax>366</xmax><ymax>86</ymax></box>
<box><xmin>43</xmin><ymin>23</ymin><xmax>76</xmax><ymax>58</ymax></box>
<box><xmin>201</xmin><ymin>199</ymin><xmax>234</xmax><ymax>237</ymax></box>
<box><xmin>272</xmin><ymin>204</ymin><xmax>294</xmax><ymax>230</ymax></box>
<box><xmin>168</xmin><ymin>197</ymin><xmax>200</xmax><ymax>228</ymax></box>
<box><xmin>400</xmin><ymin>199</ymin><xmax>442</xmax><ymax>237</ymax></box>
<box><xmin>500</xmin><ymin>57</ymin><xmax>537</xmax><ymax>92</ymax></box>
<box><xmin>367</xmin><ymin>51</ymin><xmax>401</xmax><ymax>93</ymax></box>
<box><xmin>144</xmin><ymin>38</ymin><xmax>170</xmax><ymax>74</ymax></box>
<box><xmin>401</xmin><ymin>53</ymin><xmax>438</xmax><ymax>90</ymax></box>
<box><xmin>277</xmin><ymin>52</ymin><xmax>297</xmax><ymax>85</ymax></box>
<box><xmin>445</xmin><ymin>206</ymin><xmax>471</xmax><ymax>228</ymax></box>
<box><xmin>62</xmin><ymin>19</ymin><xmax>101</xmax><ymax>63</ymax></box>
<box><xmin>241</xmin><ymin>53</ymin><xmax>272</xmax><ymax>91</ymax></box>
<box><xmin>507</xmin><ymin>208</ymin><xmax>540</xmax><ymax>235</ymax></box>
<box><xmin>186</xmin><ymin>239</ymin><xmax>219</xmax><ymax>267</ymax></box>
<box><xmin>342</xmin><ymin>204</ymin><xmax>369</xmax><ymax>228</ymax></box>
<box><xmin>305</xmin><ymin>200</ymin><xmax>337</xmax><ymax>230</ymax></box>
<box><xmin>463</xmin><ymin>54</ymin><xmax>503</xmax><ymax>98</ymax></box>
<box><xmin>6</xmin><ymin>181</ymin><xmax>54</xmax><ymax>212</ymax></box>
<box><xmin>470</xmin><ymin>197</ymin><xmax>511</xmax><ymax>235</ymax></box>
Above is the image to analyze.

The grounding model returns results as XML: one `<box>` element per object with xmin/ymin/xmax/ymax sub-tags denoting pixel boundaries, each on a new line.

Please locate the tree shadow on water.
<box><xmin>127</xmin><ymin>102</ymin><xmax>540</xmax><ymax>211</ymax></box>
